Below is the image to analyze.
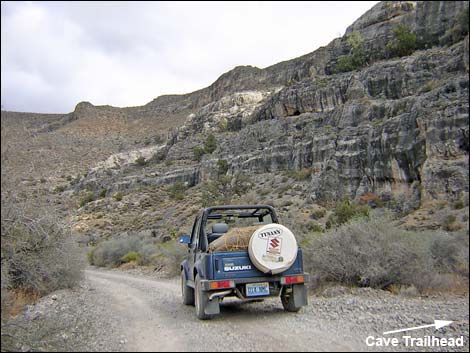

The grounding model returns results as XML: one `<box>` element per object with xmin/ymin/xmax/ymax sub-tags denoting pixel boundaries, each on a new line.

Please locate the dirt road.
<box><xmin>84</xmin><ymin>268</ymin><xmax>357</xmax><ymax>352</ymax></box>
<box><xmin>8</xmin><ymin>268</ymin><xmax>467</xmax><ymax>352</ymax></box>
<box><xmin>83</xmin><ymin>268</ymin><xmax>468</xmax><ymax>352</ymax></box>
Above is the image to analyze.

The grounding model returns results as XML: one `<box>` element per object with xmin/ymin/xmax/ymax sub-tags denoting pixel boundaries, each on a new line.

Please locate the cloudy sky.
<box><xmin>1</xmin><ymin>1</ymin><xmax>378</xmax><ymax>114</ymax></box>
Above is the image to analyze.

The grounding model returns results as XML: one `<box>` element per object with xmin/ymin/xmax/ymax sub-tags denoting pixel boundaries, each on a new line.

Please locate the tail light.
<box><xmin>209</xmin><ymin>280</ymin><xmax>233</xmax><ymax>289</ymax></box>
<box><xmin>283</xmin><ymin>275</ymin><xmax>305</xmax><ymax>284</ymax></box>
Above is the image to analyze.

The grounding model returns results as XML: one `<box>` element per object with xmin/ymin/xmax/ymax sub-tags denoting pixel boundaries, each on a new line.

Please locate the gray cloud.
<box><xmin>1</xmin><ymin>1</ymin><xmax>378</xmax><ymax>113</ymax></box>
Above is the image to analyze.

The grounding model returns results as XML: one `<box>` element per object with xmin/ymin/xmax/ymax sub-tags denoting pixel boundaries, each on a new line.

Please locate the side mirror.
<box><xmin>179</xmin><ymin>234</ymin><xmax>191</xmax><ymax>245</ymax></box>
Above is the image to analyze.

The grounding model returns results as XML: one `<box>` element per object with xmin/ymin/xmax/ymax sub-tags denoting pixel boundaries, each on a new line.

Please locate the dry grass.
<box><xmin>5</xmin><ymin>289</ymin><xmax>41</xmax><ymax>318</ymax></box>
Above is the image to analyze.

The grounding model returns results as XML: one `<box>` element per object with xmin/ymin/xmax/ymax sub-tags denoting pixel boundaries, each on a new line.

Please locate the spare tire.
<box><xmin>248</xmin><ymin>224</ymin><xmax>298</xmax><ymax>275</ymax></box>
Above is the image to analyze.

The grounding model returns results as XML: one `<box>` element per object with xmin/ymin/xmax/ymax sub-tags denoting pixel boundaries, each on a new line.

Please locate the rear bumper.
<box><xmin>200</xmin><ymin>273</ymin><xmax>310</xmax><ymax>291</ymax></box>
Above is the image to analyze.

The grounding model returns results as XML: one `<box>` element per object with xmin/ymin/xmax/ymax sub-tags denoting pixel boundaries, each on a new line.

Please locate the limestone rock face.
<box><xmin>73</xmin><ymin>1</ymin><xmax>468</xmax><ymax>213</ymax></box>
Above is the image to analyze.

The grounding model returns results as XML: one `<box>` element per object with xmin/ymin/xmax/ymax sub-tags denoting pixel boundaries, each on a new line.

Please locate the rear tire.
<box><xmin>181</xmin><ymin>270</ymin><xmax>194</xmax><ymax>306</ymax></box>
<box><xmin>195</xmin><ymin>274</ymin><xmax>213</xmax><ymax>320</ymax></box>
<box><xmin>281</xmin><ymin>287</ymin><xmax>302</xmax><ymax>312</ymax></box>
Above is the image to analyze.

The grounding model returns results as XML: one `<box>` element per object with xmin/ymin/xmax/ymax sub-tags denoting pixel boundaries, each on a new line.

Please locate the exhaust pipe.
<box><xmin>209</xmin><ymin>289</ymin><xmax>233</xmax><ymax>301</ymax></box>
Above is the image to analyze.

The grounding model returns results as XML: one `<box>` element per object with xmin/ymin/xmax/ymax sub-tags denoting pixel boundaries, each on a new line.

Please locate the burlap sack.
<box><xmin>208</xmin><ymin>226</ymin><xmax>260</xmax><ymax>252</ymax></box>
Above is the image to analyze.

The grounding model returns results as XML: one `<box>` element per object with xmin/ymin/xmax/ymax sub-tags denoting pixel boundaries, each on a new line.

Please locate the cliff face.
<box><xmin>75</xmin><ymin>1</ymin><xmax>468</xmax><ymax>216</ymax></box>
<box><xmin>2</xmin><ymin>1</ymin><xmax>468</xmax><ymax>234</ymax></box>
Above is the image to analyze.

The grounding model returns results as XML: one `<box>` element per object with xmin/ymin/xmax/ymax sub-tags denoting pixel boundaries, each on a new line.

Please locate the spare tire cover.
<box><xmin>248</xmin><ymin>224</ymin><xmax>298</xmax><ymax>274</ymax></box>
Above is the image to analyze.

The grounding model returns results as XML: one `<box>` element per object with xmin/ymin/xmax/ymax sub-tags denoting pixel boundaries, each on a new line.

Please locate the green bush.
<box><xmin>193</xmin><ymin>146</ymin><xmax>206</xmax><ymax>161</ymax></box>
<box><xmin>99</xmin><ymin>188</ymin><xmax>107</xmax><ymax>198</ymax></box>
<box><xmin>284</xmin><ymin>168</ymin><xmax>312</xmax><ymax>181</ymax></box>
<box><xmin>303</xmin><ymin>217</ymin><xmax>469</xmax><ymax>291</ymax></box>
<box><xmin>89</xmin><ymin>235</ymin><xmax>186</xmax><ymax>277</ymax></box>
<box><xmin>452</xmin><ymin>200</ymin><xmax>465</xmax><ymax>210</ymax></box>
<box><xmin>217</xmin><ymin>159</ymin><xmax>229</xmax><ymax>176</ymax></box>
<box><xmin>204</xmin><ymin>134</ymin><xmax>217</xmax><ymax>154</ymax></box>
<box><xmin>90</xmin><ymin>237</ymin><xmax>148</xmax><ymax>267</ymax></box>
<box><xmin>193</xmin><ymin>134</ymin><xmax>218</xmax><ymax>161</ymax></box>
<box><xmin>335</xmin><ymin>31</ymin><xmax>367</xmax><ymax>72</ymax></box>
<box><xmin>335</xmin><ymin>55</ymin><xmax>357</xmax><ymax>73</ymax></box>
<box><xmin>53</xmin><ymin>185</ymin><xmax>66</xmax><ymax>193</ymax></box>
<box><xmin>326</xmin><ymin>198</ymin><xmax>369</xmax><ymax>228</ymax></box>
<box><xmin>79</xmin><ymin>192</ymin><xmax>95</xmax><ymax>207</ymax></box>
<box><xmin>121</xmin><ymin>251</ymin><xmax>141</xmax><ymax>263</ymax></box>
<box><xmin>310</xmin><ymin>208</ymin><xmax>327</xmax><ymax>220</ymax></box>
<box><xmin>113</xmin><ymin>192</ymin><xmax>123</xmax><ymax>201</ymax></box>
<box><xmin>218</xmin><ymin>118</ymin><xmax>228</xmax><ymax>131</ymax></box>
<box><xmin>134</xmin><ymin>156</ymin><xmax>147</xmax><ymax>166</ymax></box>
<box><xmin>169</xmin><ymin>181</ymin><xmax>187</xmax><ymax>200</ymax></box>
<box><xmin>386</xmin><ymin>25</ymin><xmax>416</xmax><ymax>57</ymax></box>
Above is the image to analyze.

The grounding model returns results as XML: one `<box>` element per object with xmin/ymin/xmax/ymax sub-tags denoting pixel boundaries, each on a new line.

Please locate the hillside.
<box><xmin>1</xmin><ymin>0</ymin><xmax>468</xmax><ymax>241</ymax></box>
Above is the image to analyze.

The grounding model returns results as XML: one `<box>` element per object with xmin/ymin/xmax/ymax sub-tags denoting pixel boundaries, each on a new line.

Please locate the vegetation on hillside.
<box><xmin>386</xmin><ymin>25</ymin><xmax>417</xmax><ymax>57</ymax></box>
<box><xmin>335</xmin><ymin>31</ymin><xmax>368</xmax><ymax>72</ymax></box>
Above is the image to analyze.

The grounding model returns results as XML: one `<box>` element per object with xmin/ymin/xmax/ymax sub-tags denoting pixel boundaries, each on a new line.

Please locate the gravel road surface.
<box><xmin>4</xmin><ymin>267</ymin><xmax>468</xmax><ymax>352</ymax></box>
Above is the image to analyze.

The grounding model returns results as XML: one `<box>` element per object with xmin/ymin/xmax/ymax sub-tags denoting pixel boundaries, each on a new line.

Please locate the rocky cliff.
<box><xmin>2</xmin><ymin>1</ymin><xmax>468</xmax><ymax>236</ymax></box>
<box><xmin>76</xmin><ymin>1</ymin><xmax>468</xmax><ymax>212</ymax></box>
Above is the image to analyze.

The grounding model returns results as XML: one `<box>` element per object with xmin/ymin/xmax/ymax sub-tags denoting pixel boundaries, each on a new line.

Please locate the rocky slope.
<box><xmin>1</xmin><ymin>1</ymin><xmax>468</xmax><ymax>238</ymax></box>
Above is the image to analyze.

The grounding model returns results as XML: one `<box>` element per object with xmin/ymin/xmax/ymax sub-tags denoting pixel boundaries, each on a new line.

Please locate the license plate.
<box><xmin>246</xmin><ymin>282</ymin><xmax>270</xmax><ymax>297</ymax></box>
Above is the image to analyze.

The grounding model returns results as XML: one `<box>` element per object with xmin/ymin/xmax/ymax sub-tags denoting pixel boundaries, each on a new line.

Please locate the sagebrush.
<box><xmin>1</xmin><ymin>201</ymin><xmax>84</xmax><ymax>296</ymax></box>
<box><xmin>303</xmin><ymin>216</ymin><xmax>469</xmax><ymax>292</ymax></box>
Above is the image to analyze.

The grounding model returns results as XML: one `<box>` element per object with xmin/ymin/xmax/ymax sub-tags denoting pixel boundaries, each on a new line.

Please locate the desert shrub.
<box><xmin>113</xmin><ymin>192</ymin><xmax>123</xmax><ymax>201</ymax></box>
<box><xmin>1</xmin><ymin>202</ymin><xmax>84</xmax><ymax>296</ymax></box>
<box><xmin>303</xmin><ymin>217</ymin><xmax>469</xmax><ymax>292</ymax></box>
<box><xmin>134</xmin><ymin>156</ymin><xmax>147</xmax><ymax>166</ymax></box>
<box><xmin>200</xmin><ymin>173</ymin><xmax>253</xmax><ymax>207</ymax></box>
<box><xmin>193</xmin><ymin>134</ymin><xmax>218</xmax><ymax>161</ymax></box>
<box><xmin>419</xmin><ymin>80</ymin><xmax>438</xmax><ymax>93</ymax></box>
<box><xmin>227</xmin><ymin>116</ymin><xmax>243</xmax><ymax>131</ymax></box>
<box><xmin>440</xmin><ymin>7</ymin><xmax>469</xmax><ymax>45</ymax></box>
<box><xmin>169</xmin><ymin>181</ymin><xmax>187</xmax><ymax>200</ymax></box>
<box><xmin>53</xmin><ymin>185</ymin><xmax>66</xmax><ymax>193</ymax></box>
<box><xmin>79</xmin><ymin>191</ymin><xmax>95</xmax><ymax>207</ymax></box>
<box><xmin>192</xmin><ymin>146</ymin><xmax>206</xmax><ymax>161</ymax></box>
<box><xmin>284</xmin><ymin>168</ymin><xmax>312</xmax><ymax>181</ymax></box>
<box><xmin>452</xmin><ymin>200</ymin><xmax>465</xmax><ymax>209</ymax></box>
<box><xmin>442</xmin><ymin>214</ymin><xmax>457</xmax><ymax>231</ymax></box>
<box><xmin>232</xmin><ymin>173</ymin><xmax>253</xmax><ymax>196</ymax></box>
<box><xmin>218</xmin><ymin>118</ymin><xmax>228</xmax><ymax>131</ymax></box>
<box><xmin>89</xmin><ymin>237</ymin><xmax>155</xmax><ymax>267</ymax></box>
<box><xmin>326</xmin><ymin>198</ymin><xmax>369</xmax><ymax>228</ymax></box>
<box><xmin>306</xmin><ymin>221</ymin><xmax>323</xmax><ymax>233</ymax></box>
<box><xmin>335</xmin><ymin>31</ymin><xmax>367</xmax><ymax>72</ymax></box>
<box><xmin>386</xmin><ymin>25</ymin><xmax>416</xmax><ymax>57</ymax></box>
<box><xmin>99</xmin><ymin>188</ymin><xmax>107</xmax><ymax>198</ymax></box>
<box><xmin>154</xmin><ymin>241</ymin><xmax>187</xmax><ymax>277</ymax></box>
<box><xmin>121</xmin><ymin>251</ymin><xmax>141</xmax><ymax>263</ymax></box>
<box><xmin>217</xmin><ymin>159</ymin><xmax>229</xmax><ymax>176</ymax></box>
<box><xmin>426</xmin><ymin>231</ymin><xmax>469</xmax><ymax>276</ymax></box>
<box><xmin>310</xmin><ymin>208</ymin><xmax>326</xmax><ymax>220</ymax></box>
<box><xmin>204</xmin><ymin>134</ymin><xmax>217</xmax><ymax>154</ymax></box>
<box><xmin>335</xmin><ymin>55</ymin><xmax>357</xmax><ymax>73</ymax></box>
